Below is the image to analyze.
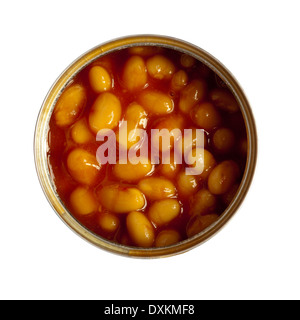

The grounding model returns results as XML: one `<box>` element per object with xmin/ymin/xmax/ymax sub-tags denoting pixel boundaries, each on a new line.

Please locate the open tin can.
<box><xmin>34</xmin><ymin>35</ymin><xmax>257</xmax><ymax>258</ymax></box>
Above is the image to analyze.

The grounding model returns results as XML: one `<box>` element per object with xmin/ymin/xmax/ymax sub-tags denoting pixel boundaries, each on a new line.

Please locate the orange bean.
<box><xmin>138</xmin><ymin>177</ymin><xmax>176</xmax><ymax>201</ymax></box>
<box><xmin>186</xmin><ymin>148</ymin><xmax>216</xmax><ymax>180</ymax></box>
<box><xmin>54</xmin><ymin>84</ymin><xmax>86</xmax><ymax>127</ymax></box>
<box><xmin>190</xmin><ymin>102</ymin><xmax>221</xmax><ymax>131</ymax></box>
<box><xmin>152</xmin><ymin>114</ymin><xmax>185</xmax><ymax>153</ymax></box>
<box><xmin>179</xmin><ymin>79</ymin><xmax>206</xmax><ymax>113</ymax></box>
<box><xmin>98</xmin><ymin>212</ymin><xmax>120</xmax><ymax>233</ymax></box>
<box><xmin>159</xmin><ymin>153</ymin><xmax>181</xmax><ymax>179</ymax></box>
<box><xmin>128</xmin><ymin>46</ymin><xmax>162</xmax><ymax>56</ymax></box>
<box><xmin>176</xmin><ymin>172</ymin><xmax>198</xmax><ymax>198</ymax></box>
<box><xmin>178</xmin><ymin>127</ymin><xmax>207</xmax><ymax>156</ymax></box>
<box><xmin>116</xmin><ymin>102</ymin><xmax>148</xmax><ymax>149</ymax></box>
<box><xmin>210</xmin><ymin>88</ymin><xmax>240</xmax><ymax>113</ymax></box>
<box><xmin>155</xmin><ymin>229</ymin><xmax>181</xmax><ymax>247</ymax></box>
<box><xmin>66</xmin><ymin>148</ymin><xmax>101</xmax><ymax>185</ymax></box>
<box><xmin>180</xmin><ymin>54</ymin><xmax>195</xmax><ymax>68</ymax></box>
<box><xmin>171</xmin><ymin>70</ymin><xmax>188</xmax><ymax>91</ymax></box>
<box><xmin>70</xmin><ymin>118</ymin><xmax>94</xmax><ymax>144</ymax></box>
<box><xmin>139</xmin><ymin>89</ymin><xmax>174</xmax><ymax>115</ymax></box>
<box><xmin>148</xmin><ymin>199</ymin><xmax>181</xmax><ymax>226</ymax></box>
<box><xmin>70</xmin><ymin>186</ymin><xmax>98</xmax><ymax>215</ymax></box>
<box><xmin>122</xmin><ymin>55</ymin><xmax>147</xmax><ymax>91</ymax></box>
<box><xmin>212</xmin><ymin>127</ymin><xmax>235</xmax><ymax>153</ymax></box>
<box><xmin>88</xmin><ymin>92</ymin><xmax>121</xmax><ymax>134</ymax></box>
<box><xmin>186</xmin><ymin>213</ymin><xmax>219</xmax><ymax>238</ymax></box>
<box><xmin>208</xmin><ymin>160</ymin><xmax>240</xmax><ymax>195</ymax></box>
<box><xmin>96</xmin><ymin>184</ymin><xmax>145</xmax><ymax>213</ymax></box>
<box><xmin>189</xmin><ymin>189</ymin><xmax>217</xmax><ymax>216</ymax></box>
<box><xmin>113</xmin><ymin>157</ymin><xmax>154</xmax><ymax>183</ymax></box>
<box><xmin>89</xmin><ymin>65</ymin><xmax>112</xmax><ymax>93</ymax></box>
<box><xmin>146</xmin><ymin>54</ymin><xmax>175</xmax><ymax>80</ymax></box>
<box><xmin>126</xmin><ymin>211</ymin><xmax>155</xmax><ymax>247</ymax></box>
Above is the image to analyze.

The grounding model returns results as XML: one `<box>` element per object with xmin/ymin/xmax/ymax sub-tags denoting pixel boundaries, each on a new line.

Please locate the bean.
<box><xmin>148</xmin><ymin>199</ymin><xmax>181</xmax><ymax>226</ymax></box>
<box><xmin>128</xmin><ymin>46</ymin><xmax>161</xmax><ymax>56</ymax></box>
<box><xmin>69</xmin><ymin>186</ymin><xmax>98</xmax><ymax>215</ymax></box>
<box><xmin>98</xmin><ymin>212</ymin><xmax>120</xmax><ymax>233</ymax></box>
<box><xmin>159</xmin><ymin>154</ymin><xmax>181</xmax><ymax>179</ymax></box>
<box><xmin>171</xmin><ymin>70</ymin><xmax>188</xmax><ymax>91</ymax></box>
<box><xmin>88</xmin><ymin>92</ymin><xmax>121</xmax><ymax>134</ymax></box>
<box><xmin>126</xmin><ymin>211</ymin><xmax>155</xmax><ymax>247</ymax></box>
<box><xmin>96</xmin><ymin>184</ymin><xmax>145</xmax><ymax>213</ymax></box>
<box><xmin>54</xmin><ymin>84</ymin><xmax>86</xmax><ymax>127</ymax></box>
<box><xmin>89</xmin><ymin>65</ymin><xmax>112</xmax><ymax>93</ymax></box>
<box><xmin>113</xmin><ymin>157</ymin><xmax>154</xmax><ymax>182</ymax></box>
<box><xmin>146</xmin><ymin>54</ymin><xmax>175</xmax><ymax>80</ymax></box>
<box><xmin>210</xmin><ymin>88</ymin><xmax>239</xmax><ymax>113</ymax></box>
<box><xmin>186</xmin><ymin>148</ymin><xmax>216</xmax><ymax>180</ymax></box>
<box><xmin>154</xmin><ymin>113</ymin><xmax>185</xmax><ymax>132</ymax></box>
<box><xmin>212</xmin><ymin>127</ymin><xmax>235</xmax><ymax>153</ymax></box>
<box><xmin>139</xmin><ymin>89</ymin><xmax>174</xmax><ymax>115</ymax></box>
<box><xmin>186</xmin><ymin>213</ymin><xmax>219</xmax><ymax>238</ymax></box>
<box><xmin>180</xmin><ymin>54</ymin><xmax>195</xmax><ymax>68</ymax></box>
<box><xmin>208</xmin><ymin>160</ymin><xmax>240</xmax><ymax>195</ymax></box>
<box><xmin>155</xmin><ymin>229</ymin><xmax>181</xmax><ymax>247</ymax></box>
<box><xmin>189</xmin><ymin>189</ymin><xmax>217</xmax><ymax>216</ymax></box>
<box><xmin>122</xmin><ymin>55</ymin><xmax>147</xmax><ymax>91</ymax></box>
<box><xmin>138</xmin><ymin>177</ymin><xmax>176</xmax><ymax>201</ymax></box>
<box><xmin>179</xmin><ymin>79</ymin><xmax>206</xmax><ymax>114</ymax></box>
<box><xmin>178</xmin><ymin>127</ymin><xmax>207</xmax><ymax>157</ymax></box>
<box><xmin>176</xmin><ymin>172</ymin><xmax>198</xmax><ymax>198</ymax></box>
<box><xmin>152</xmin><ymin>114</ymin><xmax>185</xmax><ymax>153</ymax></box>
<box><xmin>190</xmin><ymin>102</ymin><xmax>221</xmax><ymax>131</ymax></box>
<box><xmin>70</xmin><ymin>118</ymin><xmax>94</xmax><ymax>144</ymax></box>
<box><xmin>116</xmin><ymin>102</ymin><xmax>148</xmax><ymax>149</ymax></box>
<box><xmin>125</xmin><ymin>102</ymin><xmax>148</xmax><ymax>128</ymax></box>
<box><xmin>66</xmin><ymin>148</ymin><xmax>101</xmax><ymax>185</ymax></box>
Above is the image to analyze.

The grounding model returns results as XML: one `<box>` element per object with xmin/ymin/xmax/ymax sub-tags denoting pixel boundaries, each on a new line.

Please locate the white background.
<box><xmin>1</xmin><ymin>0</ymin><xmax>299</xmax><ymax>300</ymax></box>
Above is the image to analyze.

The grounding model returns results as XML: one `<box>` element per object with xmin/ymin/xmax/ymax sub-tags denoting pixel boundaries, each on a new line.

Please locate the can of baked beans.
<box><xmin>34</xmin><ymin>35</ymin><xmax>257</xmax><ymax>258</ymax></box>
